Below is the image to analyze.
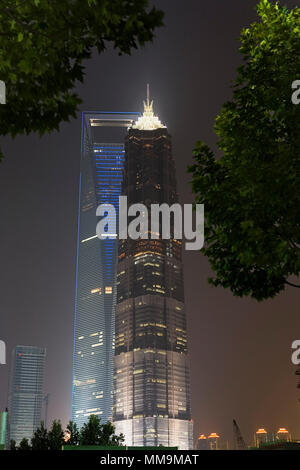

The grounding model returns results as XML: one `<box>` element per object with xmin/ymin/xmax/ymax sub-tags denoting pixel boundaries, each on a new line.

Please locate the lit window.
<box><xmin>91</xmin><ymin>287</ymin><xmax>101</xmax><ymax>294</ymax></box>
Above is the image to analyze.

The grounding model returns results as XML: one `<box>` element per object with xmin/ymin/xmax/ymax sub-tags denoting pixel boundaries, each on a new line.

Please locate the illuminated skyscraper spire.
<box><xmin>133</xmin><ymin>84</ymin><xmax>165</xmax><ymax>130</ymax></box>
<box><xmin>113</xmin><ymin>92</ymin><xmax>193</xmax><ymax>450</ymax></box>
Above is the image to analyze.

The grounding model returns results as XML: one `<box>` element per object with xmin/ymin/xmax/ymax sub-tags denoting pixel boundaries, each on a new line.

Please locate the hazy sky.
<box><xmin>0</xmin><ymin>0</ymin><xmax>299</xmax><ymax>447</ymax></box>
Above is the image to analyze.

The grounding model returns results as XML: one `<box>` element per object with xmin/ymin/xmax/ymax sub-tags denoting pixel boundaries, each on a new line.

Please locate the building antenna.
<box><xmin>147</xmin><ymin>83</ymin><xmax>150</xmax><ymax>105</ymax></box>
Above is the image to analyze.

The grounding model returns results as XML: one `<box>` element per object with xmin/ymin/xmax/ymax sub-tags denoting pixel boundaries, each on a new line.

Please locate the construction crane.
<box><xmin>233</xmin><ymin>419</ymin><xmax>247</xmax><ymax>450</ymax></box>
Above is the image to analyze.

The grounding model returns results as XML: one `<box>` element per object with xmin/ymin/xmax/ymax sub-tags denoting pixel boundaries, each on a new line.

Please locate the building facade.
<box><xmin>196</xmin><ymin>434</ymin><xmax>209</xmax><ymax>450</ymax></box>
<box><xmin>207</xmin><ymin>432</ymin><xmax>220</xmax><ymax>450</ymax></box>
<box><xmin>255</xmin><ymin>428</ymin><xmax>269</xmax><ymax>447</ymax></box>
<box><xmin>113</xmin><ymin>98</ymin><xmax>193</xmax><ymax>449</ymax></box>
<box><xmin>72</xmin><ymin>112</ymin><xmax>139</xmax><ymax>428</ymax></box>
<box><xmin>276</xmin><ymin>427</ymin><xmax>291</xmax><ymax>441</ymax></box>
<box><xmin>7</xmin><ymin>346</ymin><xmax>46</xmax><ymax>446</ymax></box>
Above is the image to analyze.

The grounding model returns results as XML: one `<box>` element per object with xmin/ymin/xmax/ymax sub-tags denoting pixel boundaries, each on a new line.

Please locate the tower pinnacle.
<box><xmin>132</xmin><ymin>85</ymin><xmax>166</xmax><ymax>130</ymax></box>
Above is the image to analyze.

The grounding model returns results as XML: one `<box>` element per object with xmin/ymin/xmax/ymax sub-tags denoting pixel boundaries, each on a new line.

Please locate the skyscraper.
<box><xmin>113</xmin><ymin>95</ymin><xmax>193</xmax><ymax>449</ymax></box>
<box><xmin>196</xmin><ymin>434</ymin><xmax>209</xmax><ymax>450</ymax></box>
<box><xmin>7</xmin><ymin>346</ymin><xmax>46</xmax><ymax>446</ymax></box>
<box><xmin>276</xmin><ymin>427</ymin><xmax>291</xmax><ymax>441</ymax></box>
<box><xmin>255</xmin><ymin>428</ymin><xmax>268</xmax><ymax>447</ymax></box>
<box><xmin>72</xmin><ymin>112</ymin><xmax>140</xmax><ymax>428</ymax></box>
<box><xmin>207</xmin><ymin>432</ymin><xmax>220</xmax><ymax>450</ymax></box>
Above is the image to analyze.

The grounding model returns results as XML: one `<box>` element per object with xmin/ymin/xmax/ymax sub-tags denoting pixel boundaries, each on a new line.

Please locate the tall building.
<box><xmin>113</xmin><ymin>94</ymin><xmax>193</xmax><ymax>449</ymax></box>
<box><xmin>254</xmin><ymin>428</ymin><xmax>268</xmax><ymax>447</ymax></box>
<box><xmin>207</xmin><ymin>432</ymin><xmax>220</xmax><ymax>450</ymax></box>
<box><xmin>276</xmin><ymin>427</ymin><xmax>291</xmax><ymax>442</ymax></box>
<box><xmin>72</xmin><ymin>112</ymin><xmax>140</xmax><ymax>428</ymax></box>
<box><xmin>7</xmin><ymin>346</ymin><xmax>46</xmax><ymax>446</ymax></box>
<box><xmin>196</xmin><ymin>434</ymin><xmax>209</xmax><ymax>450</ymax></box>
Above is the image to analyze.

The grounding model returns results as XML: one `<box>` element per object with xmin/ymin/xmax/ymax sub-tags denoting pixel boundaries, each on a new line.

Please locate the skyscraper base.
<box><xmin>114</xmin><ymin>417</ymin><xmax>193</xmax><ymax>450</ymax></box>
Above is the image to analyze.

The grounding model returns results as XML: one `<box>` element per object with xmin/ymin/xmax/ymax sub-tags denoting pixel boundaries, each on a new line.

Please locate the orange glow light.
<box><xmin>256</xmin><ymin>428</ymin><xmax>267</xmax><ymax>434</ymax></box>
<box><xmin>277</xmin><ymin>428</ymin><xmax>289</xmax><ymax>434</ymax></box>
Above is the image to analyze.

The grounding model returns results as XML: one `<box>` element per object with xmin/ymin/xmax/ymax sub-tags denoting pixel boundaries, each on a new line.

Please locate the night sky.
<box><xmin>0</xmin><ymin>0</ymin><xmax>299</xmax><ymax>447</ymax></box>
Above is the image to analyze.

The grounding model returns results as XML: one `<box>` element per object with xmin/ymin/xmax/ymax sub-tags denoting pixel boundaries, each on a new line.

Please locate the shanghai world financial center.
<box><xmin>72</xmin><ymin>99</ymin><xmax>193</xmax><ymax>449</ymax></box>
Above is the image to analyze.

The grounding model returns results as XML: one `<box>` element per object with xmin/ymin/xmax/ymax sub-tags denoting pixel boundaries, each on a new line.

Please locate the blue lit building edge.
<box><xmin>72</xmin><ymin>111</ymin><xmax>140</xmax><ymax>427</ymax></box>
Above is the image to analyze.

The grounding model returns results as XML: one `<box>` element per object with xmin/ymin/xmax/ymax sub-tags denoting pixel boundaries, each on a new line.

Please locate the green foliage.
<box><xmin>10</xmin><ymin>439</ymin><xmax>17</xmax><ymax>450</ymax></box>
<box><xmin>188</xmin><ymin>0</ymin><xmax>300</xmax><ymax>300</ymax></box>
<box><xmin>101</xmin><ymin>421</ymin><xmax>125</xmax><ymax>446</ymax></box>
<box><xmin>48</xmin><ymin>419</ymin><xmax>64</xmax><ymax>451</ymax></box>
<box><xmin>79</xmin><ymin>415</ymin><xmax>124</xmax><ymax>446</ymax></box>
<box><xmin>18</xmin><ymin>437</ymin><xmax>31</xmax><ymax>450</ymax></box>
<box><xmin>66</xmin><ymin>420</ymin><xmax>80</xmax><ymax>446</ymax></box>
<box><xmin>79</xmin><ymin>414</ymin><xmax>102</xmax><ymax>446</ymax></box>
<box><xmin>31</xmin><ymin>421</ymin><xmax>49</xmax><ymax>450</ymax></box>
<box><xmin>0</xmin><ymin>0</ymin><xmax>164</xmax><ymax>158</ymax></box>
<box><xmin>12</xmin><ymin>416</ymin><xmax>124</xmax><ymax>450</ymax></box>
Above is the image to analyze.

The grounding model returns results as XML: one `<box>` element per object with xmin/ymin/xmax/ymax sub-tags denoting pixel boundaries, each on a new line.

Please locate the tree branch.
<box><xmin>284</xmin><ymin>280</ymin><xmax>300</xmax><ymax>288</ymax></box>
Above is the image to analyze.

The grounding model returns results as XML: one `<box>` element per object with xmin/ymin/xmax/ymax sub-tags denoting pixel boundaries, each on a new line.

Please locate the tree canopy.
<box><xmin>66</xmin><ymin>420</ymin><xmax>80</xmax><ymax>446</ymax></box>
<box><xmin>79</xmin><ymin>414</ymin><xmax>124</xmax><ymax>446</ymax></box>
<box><xmin>31</xmin><ymin>421</ymin><xmax>49</xmax><ymax>450</ymax></box>
<box><xmin>18</xmin><ymin>437</ymin><xmax>31</xmax><ymax>450</ymax></box>
<box><xmin>14</xmin><ymin>416</ymin><xmax>124</xmax><ymax>450</ymax></box>
<box><xmin>79</xmin><ymin>414</ymin><xmax>103</xmax><ymax>446</ymax></box>
<box><xmin>188</xmin><ymin>0</ymin><xmax>300</xmax><ymax>301</ymax></box>
<box><xmin>48</xmin><ymin>419</ymin><xmax>65</xmax><ymax>451</ymax></box>
<box><xmin>0</xmin><ymin>0</ymin><xmax>164</xmax><ymax>159</ymax></box>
